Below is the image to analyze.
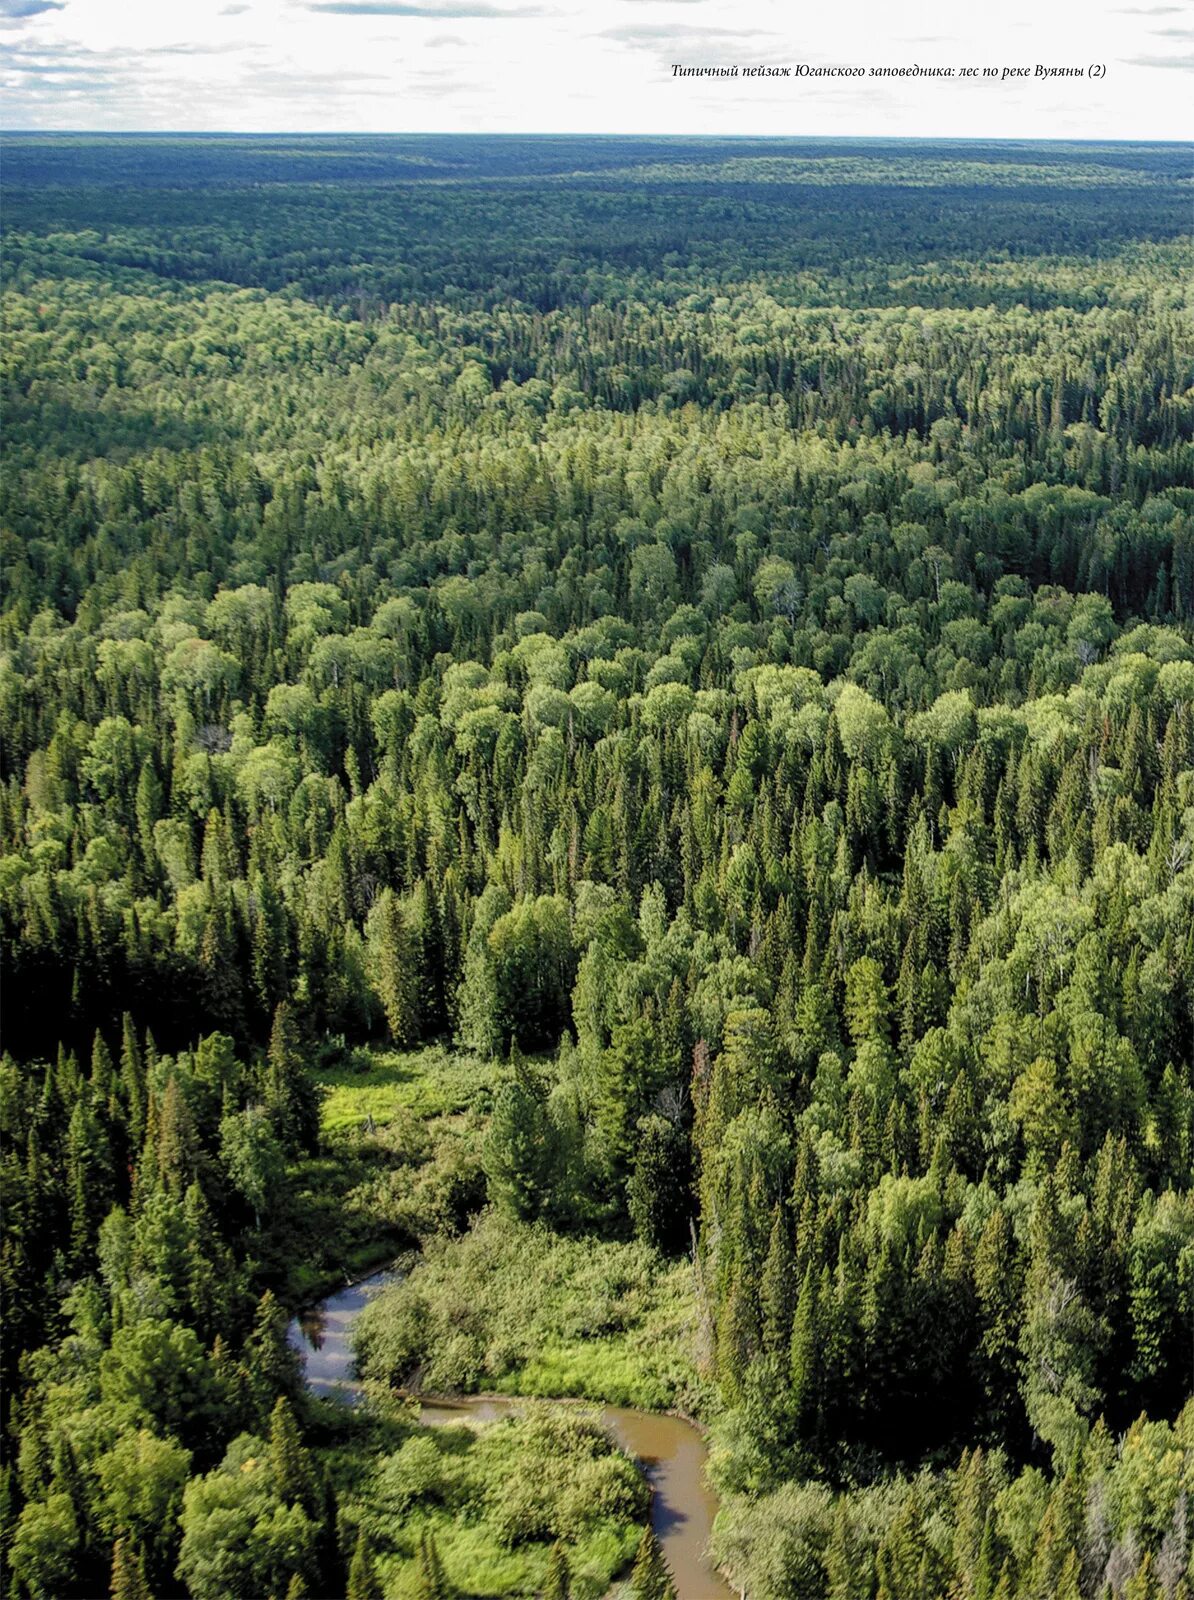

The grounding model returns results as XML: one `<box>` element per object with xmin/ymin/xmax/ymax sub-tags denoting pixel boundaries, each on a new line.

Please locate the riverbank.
<box><xmin>290</xmin><ymin>1266</ymin><xmax>733</xmax><ymax>1599</ymax></box>
<box><xmin>290</xmin><ymin>1242</ymin><xmax>408</xmax><ymax>1309</ymax></box>
<box><xmin>284</xmin><ymin>1051</ymin><xmax>733</xmax><ymax>1595</ymax></box>
<box><xmin>418</xmin><ymin>1397</ymin><xmax>732</xmax><ymax>1600</ymax></box>
<box><xmin>351</xmin><ymin>1210</ymin><xmax>709</xmax><ymax>1414</ymax></box>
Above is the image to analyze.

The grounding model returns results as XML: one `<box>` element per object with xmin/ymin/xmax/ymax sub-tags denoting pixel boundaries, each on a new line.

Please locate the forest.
<box><xmin>0</xmin><ymin>133</ymin><xmax>1192</xmax><ymax>1600</ymax></box>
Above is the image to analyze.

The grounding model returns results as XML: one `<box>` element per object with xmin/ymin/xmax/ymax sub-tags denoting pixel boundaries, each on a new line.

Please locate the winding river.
<box><xmin>288</xmin><ymin>1268</ymin><xmax>732</xmax><ymax>1600</ymax></box>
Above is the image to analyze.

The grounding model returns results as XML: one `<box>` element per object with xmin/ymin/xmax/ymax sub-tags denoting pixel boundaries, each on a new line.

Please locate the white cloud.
<box><xmin>1</xmin><ymin>0</ymin><xmax>1190</xmax><ymax>135</ymax></box>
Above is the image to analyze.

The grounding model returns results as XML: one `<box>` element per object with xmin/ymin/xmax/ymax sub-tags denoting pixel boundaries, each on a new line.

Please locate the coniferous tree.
<box><xmin>412</xmin><ymin>1530</ymin><xmax>450</xmax><ymax>1600</ymax></box>
<box><xmin>269</xmin><ymin>1398</ymin><xmax>318</xmax><ymax>1515</ymax></box>
<box><xmin>244</xmin><ymin>1290</ymin><xmax>300</xmax><ymax>1422</ymax></box>
<box><xmin>543</xmin><ymin>1541</ymin><xmax>570</xmax><ymax>1600</ymax></box>
<box><xmin>760</xmin><ymin>1204</ymin><xmax>797</xmax><ymax>1356</ymax></box>
<box><xmin>484</xmin><ymin>1049</ymin><xmax>555</xmax><ymax>1221</ymax></box>
<box><xmin>346</xmin><ymin>1530</ymin><xmax>384</xmax><ymax>1600</ymax></box>
<box><xmin>375</xmin><ymin>890</ymin><xmax>422</xmax><ymax>1047</ymax></box>
<box><xmin>265</xmin><ymin>1002</ymin><xmax>320</xmax><ymax>1154</ymax></box>
<box><xmin>627</xmin><ymin>1114</ymin><xmax>691</xmax><ymax>1254</ymax></box>
<box><xmin>110</xmin><ymin>1538</ymin><xmax>154</xmax><ymax>1600</ymax></box>
<box><xmin>630</xmin><ymin>1528</ymin><xmax>675</xmax><ymax>1600</ymax></box>
<box><xmin>3</xmin><ymin>135</ymin><xmax>1194</xmax><ymax>1600</ymax></box>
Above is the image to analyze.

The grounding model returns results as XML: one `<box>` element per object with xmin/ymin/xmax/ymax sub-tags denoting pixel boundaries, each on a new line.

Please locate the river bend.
<box><xmin>288</xmin><ymin>1269</ymin><xmax>731</xmax><ymax>1600</ymax></box>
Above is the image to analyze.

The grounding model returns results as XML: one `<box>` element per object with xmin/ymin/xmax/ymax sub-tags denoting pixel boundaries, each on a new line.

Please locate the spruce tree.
<box><xmin>156</xmin><ymin>1074</ymin><xmax>198</xmax><ymax>1194</ymax></box>
<box><xmin>375</xmin><ymin>889</ymin><xmax>422</xmax><ymax>1046</ymax></box>
<box><xmin>266</xmin><ymin>1001</ymin><xmax>320</xmax><ymax>1154</ymax></box>
<box><xmin>346</xmin><ymin>1529</ymin><xmax>384</xmax><ymax>1600</ymax></box>
<box><xmin>824</xmin><ymin>1499</ymin><xmax>868</xmax><ymax>1600</ymax></box>
<box><xmin>760</xmin><ymin>1204</ymin><xmax>797</xmax><ymax>1356</ymax></box>
<box><xmin>269</xmin><ymin>1397</ymin><xmax>318</xmax><ymax>1514</ymax></box>
<box><xmin>543</xmin><ymin>1541</ymin><xmax>570</xmax><ymax>1600</ymax></box>
<box><xmin>484</xmin><ymin>1049</ymin><xmax>554</xmax><ymax>1222</ymax></box>
<box><xmin>119</xmin><ymin>1014</ymin><xmax>147</xmax><ymax>1151</ymax></box>
<box><xmin>789</xmin><ymin>1263</ymin><xmax>820</xmax><ymax>1436</ymax></box>
<box><xmin>245</xmin><ymin>1289</ymin><xmax>300</xmax><ymax>1421</ymax></box>
<box><xmin>414</xmin><ymin>1529</ymin><xmax>451</xmax><ymax>1599</ymax></box>
<box><xmin>110</xmin><ymin>1538</ymin><xmax>153</xmax><ymax>1600</ymax></box>
<box><xmin>630</xmin><ymin>1528</ymin><xmax>675</xmax><ymax>1600</ymax></box>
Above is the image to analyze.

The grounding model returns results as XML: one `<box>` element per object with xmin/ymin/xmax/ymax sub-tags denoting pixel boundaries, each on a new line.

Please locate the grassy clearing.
<box><xmin>355</xmin><ymin>1209</ymin><xmax>711</xmax><ymax>1415</ymax></box>
<box><xmin>269</xmin><ymin>1047</ymin><xmax>495</xmax><ymax>1301</ymax></box>
<box><xmin>295</xmin><ymin>1045</ymin><xmax>707</xmax><ymax>1596</ymax></box>
<box><xmin>315</xmin><ymin>1044</ymin><xmax>496</xmax><ymax>1133</ymax></box>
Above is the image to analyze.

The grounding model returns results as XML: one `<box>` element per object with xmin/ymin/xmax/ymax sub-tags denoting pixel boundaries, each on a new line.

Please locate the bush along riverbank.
<box><xmin>353</xmin><ymin>1210</ymin><xmax>712</xmax><ymax>1416</ymax></box>
<box><xmin>293</xmin><ymin>1259</ymin><xmax>733</xmax><ymax>1600</ymax></box>
<box><xmin>289</xmin><ymin>1045</ymin><xmax>720</xmax><ymax>1599</ymax></box>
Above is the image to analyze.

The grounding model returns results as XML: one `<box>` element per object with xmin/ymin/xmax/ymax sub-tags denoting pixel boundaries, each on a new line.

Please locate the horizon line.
<box><xmin>3</xmin><ymin>129</ymin><xmax>1192</xmax><ymax>143</ymax></box>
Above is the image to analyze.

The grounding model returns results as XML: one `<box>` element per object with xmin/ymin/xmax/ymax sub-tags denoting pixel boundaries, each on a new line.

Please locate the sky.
<box><xmin>1</xmin><ymin>0</ymin><xmax>1192</xmax><ymax>138</ymax></box>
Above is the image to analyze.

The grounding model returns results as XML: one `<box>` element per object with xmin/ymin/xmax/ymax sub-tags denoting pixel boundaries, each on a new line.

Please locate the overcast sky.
<box><xmin>2</xmin><ymin>0</ymin><xmax>1191</xmax><ymax>138</ymax></box>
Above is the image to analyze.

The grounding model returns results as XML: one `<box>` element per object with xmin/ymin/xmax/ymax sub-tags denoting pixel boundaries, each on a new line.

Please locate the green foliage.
<box><xmin>176</xmin><ymin>1433</ymin><xmax>320</xmax><ymax>1600</ymax></box>
<box><xmin>712</xmin><ymin>1406</ymin><xmax>1194</xmax><ymax>1600</ymax></box>
<box><xmin>346</xmin><ymin>1529</ymin><xmax>384</xmax><ymax>1600</ymax></box>
<box><xmin>630</xmin><ymin>1528</ymin><xmax>677</xmax><ymax>1600</ymax></box>
<box><xmin>484</xmin><ymin>1052</ymin><xmax>557</xmax><ymax>1222</ymax></box>
<box><xmin>314</xmin><ymin>1045</ymin><xmax>492</xmax><ymax>1132</ymax></box>
<box><xmin>220</xmin><ymin>1104</ymin><xmax>285</xmax><ymax>1228</ymax></box>
<box><xmin>2</xmin><ymin>133</ymin><xmax>1192</xmax><ymax>1600</ymax></box>
<box><xmin>355</xmin><ymin>1211</ymin><xmax>702</xmax><ymax>1411</ymax></box>
<box><xmin>373</xmin><ymin>891</ymin><xmax>422</xmax><ymax>1048</ymax></box>
<box><xmin>341</xmin><ymin>1403</ymin><xmax>647</xmax><ymax>1600</ymax></box>
<box><xmin>626</xmin><ymin>1114</ymin><xmax>692</xmax><ymax>1256</ymax></box>
<box><xmin>109</xmin><ymin>1537</ymin><xmax>154</xmax><ymax>1600</ymax></box>
<box><xmin>544</xmin><ymin>1541</ymin><xmax>571</xmax><ymax>1600</ymax></box>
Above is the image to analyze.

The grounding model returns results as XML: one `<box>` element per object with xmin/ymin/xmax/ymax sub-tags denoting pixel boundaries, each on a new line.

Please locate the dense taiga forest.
<box><xmin>1</xmin><ymin>134</ymin><xmax>1192</xmax><ymax>1600</ymax></box>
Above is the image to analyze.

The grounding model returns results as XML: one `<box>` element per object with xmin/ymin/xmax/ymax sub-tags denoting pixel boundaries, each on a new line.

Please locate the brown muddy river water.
<box><xmin>289</xmin><ymin>1269</ymin><xmax>732</xmax><ymax>1600</ymax></box>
